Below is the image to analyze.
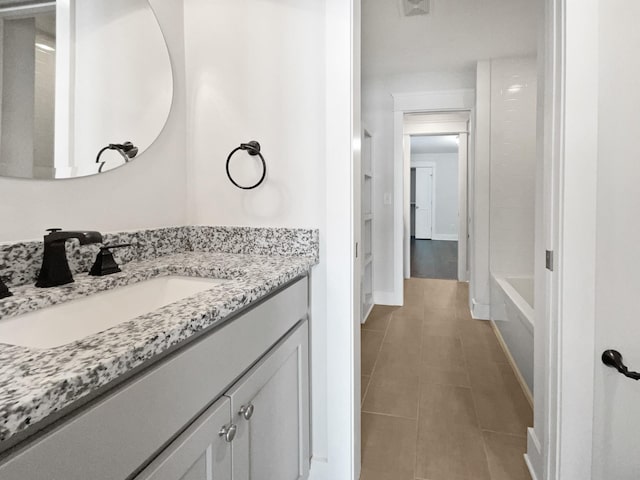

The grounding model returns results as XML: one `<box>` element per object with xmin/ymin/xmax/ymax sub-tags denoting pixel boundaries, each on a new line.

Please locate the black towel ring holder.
<box><xmin>226</xmin><ymin>141</ymin><xmax>266</xmax><ymax>190</ymax></box>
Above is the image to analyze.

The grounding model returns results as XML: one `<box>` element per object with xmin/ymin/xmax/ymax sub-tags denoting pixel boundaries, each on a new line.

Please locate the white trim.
<box><xmin>392</xmin><ymin>111</ymin><xmax>404</xmax><ymax>305</ymax></box>
<box><xmin>404</xmin><ymin>120</ymin><xmax>468</xmax><ymax>135</ymax></box>
<box><xmin>393</xmin><ymin>91</ymin><xmax>475</xmax><ymax>298</ymax></box>
<box><xmin>403</xmin><ymin>134</ymin><xmax>411</xmax><ymax>278</ymax></box>
<box><xmin>470</xmin><ymin>299</ymin><xmax>490</xmax><ymax>320</ymax></box>
<box><xmin>373</xmin><ymin>290</ymin><xmax>402</xmax><ymax>307</ymax></box>
<box><xmin>457</xmin><ymin>132</ymin><xmax>469</xmax><ymax>281</ymax></box>
<box><xmin>410</xmin><ymin>159</ymin><xmax>436</xmax><ymax>168</ymax></box>
<box><xmin>323</xmin><ymin>0</ymin><xmax>358</xmax><ymax>478</ymax></box>
<box><xmin>540</xmin><ymin>1</ymin><xmax>598</xmax><ymax>478</ymax></box>
<box><xmin>361</xmin><ymin>302</ymin><xmax>374</xmax><ymax>324</ymax></box>
<box><xmin>525</xmin><ymin>428</ymin><xmax>543</xmax><ymax>480</ymax></box>
<box><xmin>395</xmin><ymin>101</ymin><xmax>473</xmax><ymax>292</ymax></box>
<box><xmin>432</xmin><ymin>234</ymin><xmax>458</xmax><ymax>241</ymax></box>
<box><xmin>525</xmin><ymin>455</ymin><xmax>539</xmax><ymax>480</ymax></box>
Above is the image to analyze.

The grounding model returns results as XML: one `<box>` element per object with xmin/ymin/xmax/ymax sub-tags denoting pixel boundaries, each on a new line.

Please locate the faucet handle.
<box><xmin>0</xmin><ymin>277</ymin><xmax>12</xmax><ymax>300</ymax></box>
<box><xmin>46</xmin><ymin>228</ymin><xmax>62</xmax><ymax>234</ymax></box>
<box><xmin>89</xmin><ymin>244</ymin><xmax>131</xmax><ymax>277</ymax></box>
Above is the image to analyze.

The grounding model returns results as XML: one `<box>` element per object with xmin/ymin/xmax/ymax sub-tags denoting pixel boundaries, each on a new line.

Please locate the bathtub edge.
<box><xmin>490</xmin><ymin>319</ymin><xmax>534</xmax><ymax>409</ymax></box>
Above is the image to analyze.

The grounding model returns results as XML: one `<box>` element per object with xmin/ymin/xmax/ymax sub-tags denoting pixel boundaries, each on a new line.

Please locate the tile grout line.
<box><xmin>360</xmin><ymin>410</ymin><xmax>418</xmax><ymax>421</ymax></box>
<box><xmin>458</xmin><ymin>299</ymin><xmax>496</xmax><ymax>480</ymax></box>
<box><xmin>481</xmin><ymin>427</ymin><xmax>528</xmax><ymax>439</ymax></box>
<box><xmin>362</xmin><ymin>308</ymin><xmax>394</xmax><ymax>403</ymax></box>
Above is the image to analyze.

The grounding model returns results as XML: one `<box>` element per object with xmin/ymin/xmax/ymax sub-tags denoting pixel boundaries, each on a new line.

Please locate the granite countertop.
<box><xmin>0</xmin><ymin>228</ymin><xmax>318</xmax><ymax>450</ymax></box>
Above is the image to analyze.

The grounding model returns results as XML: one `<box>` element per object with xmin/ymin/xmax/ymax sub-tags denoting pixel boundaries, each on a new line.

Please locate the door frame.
<box><xmin>402</xmin><ymin>118</ymin><xmax>469</xmax><ymax>283</ymax></box>
<box><xmin>410</xmin><ymin>162</ymin><xmax>436</xmax><ymax>244</ymax></box>
<box><xmin>530</xmin><ymin>0</ymin><xmax>599</xmax><ymax>479</ymax></box>
<box><xmin>393</xmin><ymin>100</ymin><xmax>473</xmax><ymax>301</ymax></box>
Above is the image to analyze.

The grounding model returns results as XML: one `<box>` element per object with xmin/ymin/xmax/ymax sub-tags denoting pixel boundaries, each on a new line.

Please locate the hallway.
<box><xmin>360</xmin><ymin>278</ymin><xmax>532</xmax><ymax>480</ymax></box>
<box><xmin>410</xmin><ymin>239</ymin><xmax>458</xmax><ymax>280</ymax></box>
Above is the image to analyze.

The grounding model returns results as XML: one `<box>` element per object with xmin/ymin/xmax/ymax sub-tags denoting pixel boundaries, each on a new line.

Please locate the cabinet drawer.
<box><xmin>0</xmin><ymin>277</ymin><xmax>308</xmax><ymax>480</ymax></box>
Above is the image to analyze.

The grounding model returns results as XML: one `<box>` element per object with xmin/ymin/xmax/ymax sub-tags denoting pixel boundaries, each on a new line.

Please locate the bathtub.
<box><xmin>490</xmin><ymin>274</ymin><xmax>534</xmax><ymax>397</ymax></box>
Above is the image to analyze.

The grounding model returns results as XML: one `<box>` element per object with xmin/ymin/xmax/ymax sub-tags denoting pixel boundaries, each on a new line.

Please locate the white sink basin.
<box><xmin>0</xmin><ymin>276</ymin><xmax>229</xmax><ymax>349</ymax></box>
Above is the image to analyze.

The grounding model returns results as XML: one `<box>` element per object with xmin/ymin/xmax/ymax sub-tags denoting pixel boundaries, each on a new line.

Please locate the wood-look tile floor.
<box><xmin>360</xmin><ymin>278</ymin><xmax>533</xmax><ymax>480</ymax></box>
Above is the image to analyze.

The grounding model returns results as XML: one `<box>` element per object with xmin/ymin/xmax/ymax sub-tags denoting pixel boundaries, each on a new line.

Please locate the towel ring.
<box><xmin>226</xmin><ymin>141</ymin><xmax>266</xmax><ymax>190</ymax></box>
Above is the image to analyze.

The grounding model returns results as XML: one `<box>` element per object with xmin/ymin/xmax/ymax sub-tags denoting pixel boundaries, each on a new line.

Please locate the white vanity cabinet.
<box><xmin>226</xmin><ymin>320</ymin><xmax>309</xmax><ymax>480</ymax></box>
<box><xmin>138</xmin><ymin>321</ymin><xmax>309</xmax><ymax>480</ymax></box>
<box><xmin>135</xmin><ymin>397</ymin><xmax>233</xmax><ymax>480</ymax></box>
<box><xmin>0</xmin><ymin>277</ymin><xmax>310</xmax><ymax>480</ymax></box>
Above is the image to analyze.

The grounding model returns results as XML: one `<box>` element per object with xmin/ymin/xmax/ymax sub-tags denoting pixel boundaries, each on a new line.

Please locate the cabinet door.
<box><xmin>226</xmin><ymin>320</ymin><xmax>310</xmax><ymax>480</ymax></box>
<box><xmin>136</xmin><ymin>397</ymin><xmax>233</xmax><ymax>480</ymax></box>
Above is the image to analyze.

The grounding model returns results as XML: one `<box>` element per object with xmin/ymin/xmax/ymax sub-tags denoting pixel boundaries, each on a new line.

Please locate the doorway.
<box><xmin>409</xmin><ymin>134</ymin><xmax>460</xmax><ymax>280</ymax></box>
<box><xmin>401</xmin><ymin>112</ymin><xmax>470</xmax><ymax>285</ymax></box>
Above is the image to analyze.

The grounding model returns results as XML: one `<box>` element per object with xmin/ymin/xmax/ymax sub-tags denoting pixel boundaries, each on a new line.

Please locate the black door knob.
<box><xmin>602</xmin><ymin>349</ymin><xmax>640</xmax><ymax>380</ymax></box>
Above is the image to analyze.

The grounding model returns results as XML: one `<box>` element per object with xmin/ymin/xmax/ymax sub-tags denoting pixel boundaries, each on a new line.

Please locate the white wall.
<box><xmin>488</xmin><ymin>57</ymin><xmax>537</xmax><ymax>277</ymax></box>
<box><xmin>473</xmin><ymin>57</ymin><xmax>537</xmax><ymax>319</ymax></box>
<box><xmin>362</xmin><ymin>71</ymin><xmax>474</xmax><ymax>296</ymax></box>
<box><xmin>0</xmin><ymin>0</ymin><xmax>187</xmax><ymax>242</ymax></box>
<box><xmin>471</xmin><ymin>61</ymin><xmax>491</xmax><ymax>317</ymax></box>
<box><xmin>184</xmin><ymin>3</ymin><xmax>360</xmax><ymax>477</ymax></box>
<box><xmin>183</xmin><ymin>0</ymin><xmax>325</xmax><ymax>230</ymax></box>
<box><xmin>183</xmin><ymin>0</ymin><xmax>331</xmax><ymax>464</ymax></box>
<box><xmin>411</xmin><ymin>152</ymin><xmax>459</xmax><ymax>239</ymax></box>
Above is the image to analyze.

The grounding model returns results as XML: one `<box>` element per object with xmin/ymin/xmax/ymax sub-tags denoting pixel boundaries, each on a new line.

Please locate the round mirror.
<box><xmin>0</xmin><ymin>0</ymin><xmax>173</xmax><ymax>179</ymax></box>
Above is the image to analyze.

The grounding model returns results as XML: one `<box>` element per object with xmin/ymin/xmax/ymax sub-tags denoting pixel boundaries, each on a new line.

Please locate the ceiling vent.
<box><xmin>402</xmin><ymin>0</ymin><xmax>430</xmax><ymax>16</ymax></box>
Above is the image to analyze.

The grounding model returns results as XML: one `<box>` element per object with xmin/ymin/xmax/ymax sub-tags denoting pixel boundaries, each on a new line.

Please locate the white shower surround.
<box><xmin>486</xmin><ymin>56</ymin><xmax>537</xmax><ymax>400</ymax></box>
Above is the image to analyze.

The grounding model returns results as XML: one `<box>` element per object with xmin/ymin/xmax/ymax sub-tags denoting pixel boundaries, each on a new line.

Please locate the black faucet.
<box><xmin>36</xmin><ymin>228</ymin><xmax>103</xmax><ymax>288</ymax></box>
<box><xmin>0</xmin><ymin>277</ymin><xmax>11</xmax><ymax>299</ymax></box>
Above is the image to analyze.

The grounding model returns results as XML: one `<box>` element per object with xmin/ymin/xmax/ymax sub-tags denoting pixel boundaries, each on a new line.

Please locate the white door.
<box><xmin>546</xmin><ymin>1</ymin><xmax>640</xmax><ymax>478</ymax></box>
<box><xmin>414</xmin><ymin>167</ymin><xmax>433</xmax><ymax>239</ymax></box>
<box><xmin>592</xmin><ymin>2</ymin><xmax>640</xmax><ymax>477</ymax></box>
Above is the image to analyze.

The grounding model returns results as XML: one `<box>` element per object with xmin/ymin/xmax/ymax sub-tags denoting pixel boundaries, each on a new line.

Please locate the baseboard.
<box><xmin>308</xmin><ymin>457</ymin><xmax>329</xmax><ymax>480</ymax></box>
<box><xmin>490</xmin><ymin>320</ymin><xmax>533</xmax><ymax>408</ymax></box>
<box><xmin>373</xmin><ymin>290</ymin><xmax>402</xmax><ymax>306</ymax></box>
<box><xmin>525</xmin><ymin>428</ymin><xmax>543</xmax><ymax>480</ymax></box>
<box><xmin>361</xmin><ymin>303</ymin><xmax>374</xmax><ymax>324</ymax></box>
<box><xmin>471</xmin><ymin>299</ymin><xmax>490</xmax><ymax>319</ymax></box>
<box><xmin>431</xmin><ymin>233</ymin><xmax>459</xmax><ymax>241</ymax></box>
<box><xmin>524</xmin><ymin>454</ymin><xmax>538</xmax><ymax>480</ymax></box>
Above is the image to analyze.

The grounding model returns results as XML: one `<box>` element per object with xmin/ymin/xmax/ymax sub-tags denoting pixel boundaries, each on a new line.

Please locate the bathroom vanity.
<box><xmin>0</xmin><ymin>226</ymin><xmax>318</xmax><ymax>480</ymax></box>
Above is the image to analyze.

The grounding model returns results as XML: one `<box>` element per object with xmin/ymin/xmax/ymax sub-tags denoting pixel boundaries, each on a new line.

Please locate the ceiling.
<box><xmin>362</xmin><ymin>0</ymin><xmax>539</xmax><ymax>79</ymax></box>
<box><xmin>411</xmin><ymin>135</ymin><xmax>458</xmax><ymax>154</ymax></box>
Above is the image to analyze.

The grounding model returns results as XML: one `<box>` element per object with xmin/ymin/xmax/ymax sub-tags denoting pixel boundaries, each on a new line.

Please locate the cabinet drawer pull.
<box><xmin>219</xmin><ymin>424</ymin><xmax>237</xmax><ymax>442</ymax></box>
<box><xmin>239</xmin><ymin>404</ymin><xmax>255</xmax><ymax>420</ymax></box>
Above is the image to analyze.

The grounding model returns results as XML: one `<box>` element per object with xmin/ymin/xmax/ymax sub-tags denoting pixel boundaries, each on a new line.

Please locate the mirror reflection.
<box><xmin>0</xmin><ymin>0</ymin><xmax>173</xmax><ymax>180</ymax></box>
